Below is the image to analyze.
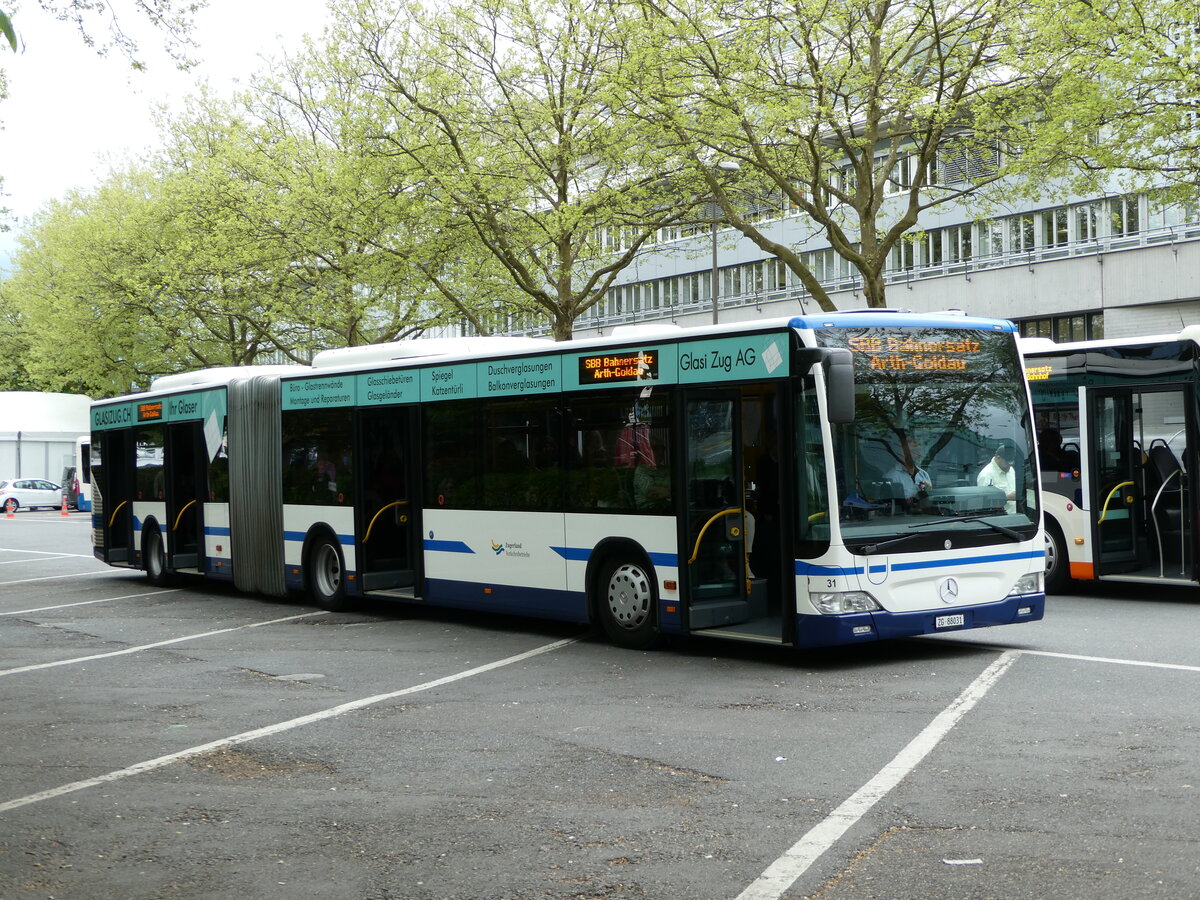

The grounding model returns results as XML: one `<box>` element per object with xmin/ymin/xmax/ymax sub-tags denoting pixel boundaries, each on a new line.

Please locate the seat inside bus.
<box><xmin>1144</xmin><ymin>441</ymin><xmax>1185</xmax><ymax>560</ymax></box>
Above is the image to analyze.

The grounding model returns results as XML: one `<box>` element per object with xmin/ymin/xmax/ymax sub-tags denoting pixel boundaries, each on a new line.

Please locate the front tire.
<box><xmin>4</xmin><ymin>498</ymin><xmax>18</xmax><ymax>513</ymax></box>
<box><xmin>307</xmin><ymin>534</ymin><xmax>351</xmax><ymax>611</ymax></box>
<box><xmin>597</xmin><ymin>557</ymin><xmax>661</xmax><ymax>650</ymax></box>
<box><xmin>143</xmin><ymin>526</ymin><xmax>170</xmax><ymax>586</ymax></box>
<box><xmin>1044</xmin><ymin>519</ymin><xmax>1069</xmax><ymax>594</ymax></box>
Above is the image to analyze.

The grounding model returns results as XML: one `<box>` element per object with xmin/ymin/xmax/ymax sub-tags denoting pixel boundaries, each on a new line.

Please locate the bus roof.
<box><xmin>150</xmin><ymin>365</ymin><xmax>308</xmax><ymax>392</ymax></box>
<box><xmin>1020</xmin><ymin>324</ymin><xmax>1200</xmax><ymax>357</ymax></box>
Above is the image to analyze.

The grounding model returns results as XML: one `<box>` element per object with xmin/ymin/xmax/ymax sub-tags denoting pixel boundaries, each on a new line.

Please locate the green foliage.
<box><xmin>616</xmin><ymin>0</ymin><xmax>1147</xmax><ymax>309</ymax></box>
<box><xmin>6</xmin><ymin>0</ymin><xmax>1199</xmax><ymax>391</ymax></box>
<box><xmin>28</xmin><ymin>0</ymin><xmax>205</xmax><ymax>69</ymax></box>
<box><xmin>318</xmin><ymin>0</ymin><xmax>698</xmax><ymax>339</ymax></box>
<box><xmin>1</xmin><ymin>8</ymin><xmax>17</xmax><ymax>51</ymax></box>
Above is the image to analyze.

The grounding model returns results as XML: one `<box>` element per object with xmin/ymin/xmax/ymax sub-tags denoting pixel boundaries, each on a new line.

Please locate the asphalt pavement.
<box><xmin>2</xmin><ymin>509</ymin><xmax>1198</xmax><ymax>899</ymax></box>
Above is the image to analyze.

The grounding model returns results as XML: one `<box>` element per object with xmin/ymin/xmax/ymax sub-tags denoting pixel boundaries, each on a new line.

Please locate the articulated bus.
<box><xmin>1023</xmin><ymin>327</ymin><xmax>1197</xmax><ymax>591</ymax></box>
<box><xmin>90</xmin><ymin>313</ymin><xmax>1044</xmax><ymax>650</ymax></box>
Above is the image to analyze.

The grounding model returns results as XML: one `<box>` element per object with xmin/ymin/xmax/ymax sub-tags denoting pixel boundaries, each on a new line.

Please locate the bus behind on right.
<box><xmin>1022</xmin><ymin>326</ymin><xmax>1198</xmax><ymax>591</ymax></box>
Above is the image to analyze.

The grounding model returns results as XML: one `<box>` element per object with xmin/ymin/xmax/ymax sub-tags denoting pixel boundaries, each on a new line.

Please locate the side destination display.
<box><xmin>273</xmin><ymin>331</ymin><xmax>792</xmax><ymax>409</ymax></box>
<box><xmin>92</xmin><ymin>389</ymin><xmax>227</xmax><ymax>431</ymax></box>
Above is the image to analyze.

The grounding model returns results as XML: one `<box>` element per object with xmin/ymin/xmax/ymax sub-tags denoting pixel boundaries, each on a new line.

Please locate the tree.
<box><xmin>1</xmin><ymin>0</ymin><xmax>204</xmax><ymax>66</ymax></box>
<box><xmin>319</xmin><ymin>0</ymin><xmax>698</xmax><ymax>340</ymax></box>
<box><xmin>619</xmin><ymin>0</ymin><xmax>1123</xmax><ymax>310</ymax></box>
<box><xmin>161</xmin><ymin>87</ymin><xmax>456</xmax><ymax>360</ymax></box>
<box><xmin>1026</xmin><ymin>0</ymin><xmax>1200</xmax><ymax>206</ymax></box>
<box><xmin>1</xmin><ymin>9</ymin><xmax>16</xmax><ymax>51</ymax></box>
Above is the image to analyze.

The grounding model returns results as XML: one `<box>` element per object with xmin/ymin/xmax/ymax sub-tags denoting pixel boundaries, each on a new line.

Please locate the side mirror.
<box><xmin>797</xmin><ymin>347</ymin><xmax>855</xmax><ymax>424</ymax></box>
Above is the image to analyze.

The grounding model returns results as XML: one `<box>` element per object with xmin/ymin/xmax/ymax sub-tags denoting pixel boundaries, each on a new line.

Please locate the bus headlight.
<box><xmin>1008</xmin><ymin>572</ymin><xmax>1043</xmax><ymax>596</ymax></box>
<box><xmin>813</xmin><ymin>591</ymin><xmax>881</xmax><ymax>614</ymax></box>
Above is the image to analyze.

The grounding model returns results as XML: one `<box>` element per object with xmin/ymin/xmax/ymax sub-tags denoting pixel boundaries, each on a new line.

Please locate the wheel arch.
<box><xmin>1043</xmin><ymin>511</ymin><xmax>1071</xmax><ymax>594</ymax></box>
<box><xmin>300</xmin><ymin>521</ymin><xmax>342</xmax><ymax>587</ymax></box>
<box><xmin>585</xmin><ymin>536</ymin><xmax>658</xmax><ymax>627</ymax></box>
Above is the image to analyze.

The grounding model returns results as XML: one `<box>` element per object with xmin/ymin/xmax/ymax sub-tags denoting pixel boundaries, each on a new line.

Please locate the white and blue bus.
<box><xmin>1023</xmin><ymin>327</ymin><xmax>1197</xmax><ymax>591</ymax></box>
<box><xmin>90</xmin><ymin>313</ymin><xmax>1044</xmax><ymax>650</ymax></box>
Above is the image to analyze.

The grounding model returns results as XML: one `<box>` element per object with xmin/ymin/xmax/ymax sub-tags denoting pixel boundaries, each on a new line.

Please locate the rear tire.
<box><xmin>307</xmin><ymin>534</ymin><xmax>351</xmax><ymax>611</ymax></box>
<box><xmin>1044</xmin><ymin>518</ymin><xmax>1069</xmax><ymax>594</ymax></box>
<box><xmin>597</xmin><ymin>556</ymin><xmax>661</xmax><ymax>650</ymax></box>
<box><xmin>144</xmin><ymin>526</ymin><xmax>170</xmax><ymax>586</ymax></box>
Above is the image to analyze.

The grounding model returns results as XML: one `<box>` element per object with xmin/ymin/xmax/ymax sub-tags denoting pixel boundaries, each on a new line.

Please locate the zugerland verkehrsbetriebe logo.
<box><xmin>491</xmin><ymin>540</ymin><xmax>530</xmax><ymax>558</ymax></box>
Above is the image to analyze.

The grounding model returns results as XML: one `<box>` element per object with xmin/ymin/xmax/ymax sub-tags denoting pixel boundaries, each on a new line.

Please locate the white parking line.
<box><xmin>0</xmin><ymin>588</ymin><xmax>181</xmax><ymax>616</ymax></box>
<box><xmin>736</xmin><ymin>651</ymin><xmax>1021</xmax><ymax>900</ymax></box>
<box><xmin>737</xmin><ymin>644</ymin><xmax>1200</xmax><ymax>899</ymax></box>
<box><xmin>0</xmin><ymin>636</ymin><xmax>579</xmax><ymax>813</ymax></box>
<box><xmin>0</xmin><ymin>547</ymin><xmax>95</xmax><ymax>560</ymax></box>
<box><xmin>0</xmin><ymin>569</ymin><xmax>127</xmax><ymax>586</ymax></box>
<box><xmin>1021</xmin><ymin>648</ymin><xmax>1200</xmax><ymax>673</ymax></box>
<box><xmin>0</xmin><ymin>611</ymin><xmax>331</xmax><ymax>677</ymax></box>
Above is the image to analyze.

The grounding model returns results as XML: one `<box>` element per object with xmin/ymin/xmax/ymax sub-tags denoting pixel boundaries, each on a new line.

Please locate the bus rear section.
<box><xmin>1023</xmin><ymin>328</ymin><xmax>1198</xmax><ymax>590</ymax></box>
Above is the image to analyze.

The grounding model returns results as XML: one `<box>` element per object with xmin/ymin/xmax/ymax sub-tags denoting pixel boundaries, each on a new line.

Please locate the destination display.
<box><xmin>577</xmin><ymin>350</ymin><xmax>658</xmax><ymax>384</ymax></box>
<box><xmin>845</xmin><ymin>334</ymin><xmax>985</xmax><ymax>372</ymax></box>
<box><xmin>137</xmin><ymin>401</ymin><xmax>164</xmax><ymax>421</ymax></box>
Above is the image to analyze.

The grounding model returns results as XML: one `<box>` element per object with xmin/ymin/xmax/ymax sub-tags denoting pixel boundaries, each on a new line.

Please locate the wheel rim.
<box><xmin>4</xmin><ymin>498</ymin><xmax>15</xmax><ymax>512</ymax></box>
<box><xmin>146</xmin><ymin>532</ymin><xmax>163</xmax><ymax>578</ymax></box>
<box><xmin>606</xmin><ymin>563</ymin><xmax>652</xmax><ymax>631</ymax></box>
<box><xmin>314</xmin><ymin>543</ymin><xmax>342</xmax><ymax>597</ymax></box>
<box><xmin>1044</xmin><ymin>531</ymin><xmax>1059</xmax><ymax>579</ymax></box>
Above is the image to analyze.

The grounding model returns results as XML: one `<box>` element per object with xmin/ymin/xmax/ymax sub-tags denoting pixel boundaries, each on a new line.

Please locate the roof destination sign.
<box><xmin>577</xmin><ymin>349</ymin><xmax>659</xmax><ymax>385</ymax></box>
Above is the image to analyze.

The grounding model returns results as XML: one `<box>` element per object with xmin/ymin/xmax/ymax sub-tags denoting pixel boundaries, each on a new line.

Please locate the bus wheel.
<box><xmin>307</xmin><ymin>535</ymin><xmax>351</xmax><ymax>611</ymax></box>
<box><xmin>1044</xmin><ymin>519</ymin><xmax>1069</xmax><ymax>594</ymax></box>
<box><xmin>143</xmin><ymin>526</ymin><xmax>170</xmax><ymax>587</ymax></box>
<box><xmin>598</xmin><ymin>557</ymin><xmax>661</xmax><ymax>650</ymax></box>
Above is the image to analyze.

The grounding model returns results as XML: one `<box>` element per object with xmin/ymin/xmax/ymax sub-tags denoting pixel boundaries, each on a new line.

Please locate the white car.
<box><xmin>0</xmin><ymin>478</ymin><xmax>63</xmax><ymax>512</ymax></box>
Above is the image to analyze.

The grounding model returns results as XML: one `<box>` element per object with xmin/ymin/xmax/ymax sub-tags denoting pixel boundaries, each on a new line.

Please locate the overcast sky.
<box><xmin>0</xmin><ymin>0</ymin><xmax>331</xmax><ymax>270</ymax></box>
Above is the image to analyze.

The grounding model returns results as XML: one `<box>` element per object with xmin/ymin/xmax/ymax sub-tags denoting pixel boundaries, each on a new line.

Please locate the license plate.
<box><xmin>936</xmin><ymin>614</ymin><xmax>965</xmax><ymax>629</ymax></box>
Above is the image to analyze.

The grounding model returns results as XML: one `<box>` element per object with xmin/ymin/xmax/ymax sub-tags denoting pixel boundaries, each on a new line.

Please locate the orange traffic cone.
<box><xmin>61</xmin><ymin>497</ymin><xmax>70</xmax><ymax>517</ymax></box>
<box><xmin>4</xmin><ymin>503</ymin><xmax>13</xmax><ymax>519</ymax></box>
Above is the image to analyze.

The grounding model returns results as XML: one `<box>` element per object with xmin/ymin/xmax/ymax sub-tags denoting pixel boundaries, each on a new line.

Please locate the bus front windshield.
<box><xmin>819</xmin><ymin>325</ymin><xmax>1039</xmax><ymax>553</ymax></box>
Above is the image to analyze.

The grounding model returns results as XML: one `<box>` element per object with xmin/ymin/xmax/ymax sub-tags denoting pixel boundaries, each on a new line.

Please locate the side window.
<box><xmin>135</xmin><ymin>426</ymin><xmax>165</xmax><ymax>500</ymax></box>
<box><xmin>208</xmin><ymin>417</ymin><xmax>230</xmax><ymax>502</ymax></box>
<box><xmin>565</xmin><ymin>390</ymin><xmax>673</xmax><ymax>514</ymax></box>
<box><xmin>424</xmin><ymin>400</ymin><xmax>480</xmax><ymax>509</ymax></box>
<box><xmin>281</xmin><ymin>408</ymin><xmax>354</xmax><ymax>506</ymax></box>
<box><xmin>795</xmin><ymin>381</ymin><xmax>831</xmax><ymax>557</ymax></box>
<box><xmin>482</xmin><ymin>397</ymin><xmax>563</xmax><ymax>511</ymax></box>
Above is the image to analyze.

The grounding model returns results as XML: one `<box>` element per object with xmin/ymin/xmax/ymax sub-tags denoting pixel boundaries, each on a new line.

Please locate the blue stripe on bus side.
<box><xmin>796</xmin><ymin>548</ymin><xmax>1044</xmax><ymax>577</ymax></box>
<box><xmin>283</xmin><ymin>530</ymin><xmax>355</xmax><ymax>545</ymax></box>
<box><xmin>424</xmin><ymin>539</ymin><xmax>474</xmax><ymax>554</ymax></box>
<box><xmin>550</xmin><ymin>546</ymin><xmax>679</xmax><ymax>568</ymax></box>
<box><xmin>204</xmin><ymin>526</ymin><xmax>231</xmax><ymax>537</ymax></box>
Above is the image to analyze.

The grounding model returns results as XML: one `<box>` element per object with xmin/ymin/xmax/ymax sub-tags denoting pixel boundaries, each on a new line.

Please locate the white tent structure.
<box><xmin>0</xmin><ymin>392</ymin><xmax>92</xmax><ymax>483</ymax></box>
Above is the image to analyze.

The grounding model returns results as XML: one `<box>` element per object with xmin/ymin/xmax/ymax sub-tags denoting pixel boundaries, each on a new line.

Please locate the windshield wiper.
<box><xmin>916</xmin><ymin>514</ymin><xmax>1024</xmax><ymax>542</ymax></box>
<box><xmin>855</xmin><ymin>514</ymin><xmax>1024</xmax><ymax>555</ymax></box>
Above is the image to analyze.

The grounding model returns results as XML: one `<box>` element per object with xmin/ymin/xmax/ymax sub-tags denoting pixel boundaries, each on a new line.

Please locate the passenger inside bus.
<box><xmin>977</xmin><ymin>443</ymin><xmax>1018</xmax><ymax>514</ymax></box>
<box><xmin>1038</xmin><ymin>427</ymin><xmax>1078</xmax><ymax>471</ymax></box>
<box><xmin>885</xmin><ymin>435</ymin><xmax>933</xmax><ymax>506</ymax></box>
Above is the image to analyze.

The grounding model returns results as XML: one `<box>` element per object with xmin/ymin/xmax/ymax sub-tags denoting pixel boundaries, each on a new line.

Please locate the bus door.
<box><xmin>1086</xmin><ymin>388</ymin><xmax>1141</xmax><ymax>574</ymax></box>
<box><xmin>164</xmin><ymin>422</ymin><xmax>205</xmax><ymax>572</ymax></box>
<box><xmin>1089</xmin><ymin>384</ymin><xmax>1193</xmax><ymax>579</ymax></box>
<box><xmin>355</xmin><ymin>407</ymin><xmax>420</xmax><ymax>595</ymax></box>
<box><xmin>682</xmin><ymin>391</ymin><xmax>753</xmax><ymax>630</ymax></box>
<box><xmin>95</xmin><ymin>430</ymin><xmax>135</xmax><ymax>564</ymax></box>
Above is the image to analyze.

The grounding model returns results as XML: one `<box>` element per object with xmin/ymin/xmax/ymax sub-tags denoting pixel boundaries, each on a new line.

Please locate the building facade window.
<box><xmin>1018</xmin><ymin>312</ymin><xmax>1104</xmax><ymax>343</ymax></box>
<box><xmin>1110</xmin><ymin>194</ymin><xmax>1140</xmax><ymax>236</ymax></box>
